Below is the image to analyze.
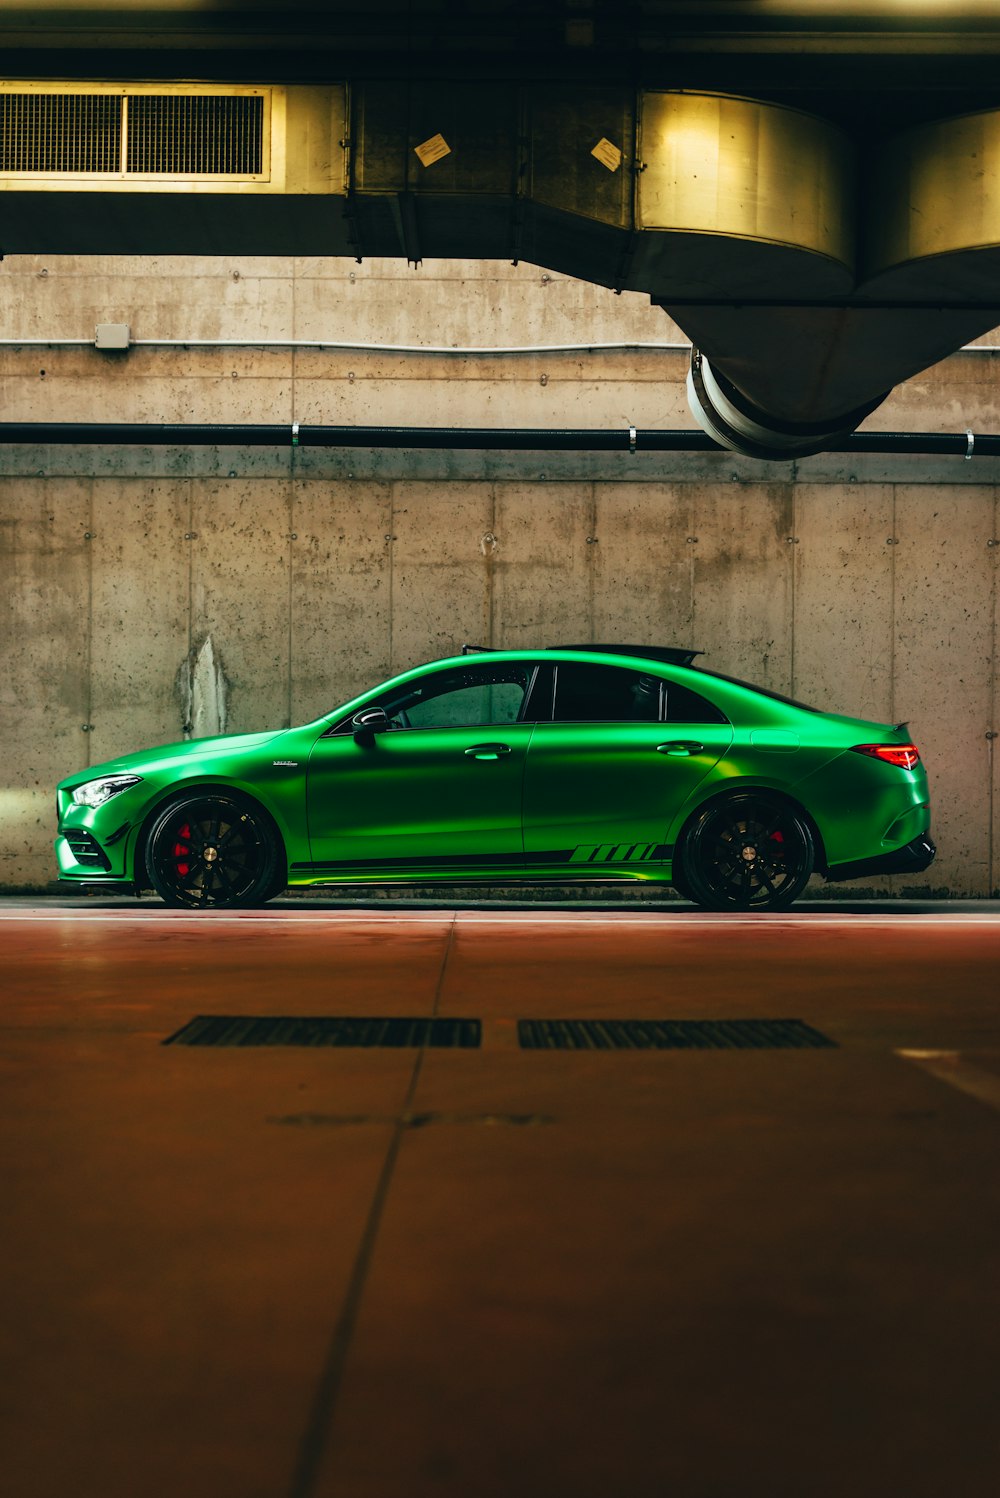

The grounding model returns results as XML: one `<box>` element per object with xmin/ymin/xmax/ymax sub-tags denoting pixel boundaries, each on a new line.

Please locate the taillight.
<box><xmin>851</xmin><ymin>743</ymin><xmax>921</xmax><ymax>771</ymax></box>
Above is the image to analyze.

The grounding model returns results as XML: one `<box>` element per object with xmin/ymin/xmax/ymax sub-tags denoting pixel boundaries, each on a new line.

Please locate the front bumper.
<box><xmin>825</xmin><ymin>833</ymin><xmax>936</xmax><ymax>884</ymax></box>
<box><xmin>57</xmin><ymin>876</ymin><xmax>135</xmax><ymax>892</ymax></box>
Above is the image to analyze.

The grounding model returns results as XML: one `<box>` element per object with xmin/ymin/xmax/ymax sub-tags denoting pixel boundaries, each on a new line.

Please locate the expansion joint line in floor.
<box><xmin>286</xmin><ymin>916</ymin><xmax>457</xmax><ymax>1498</ymax></box>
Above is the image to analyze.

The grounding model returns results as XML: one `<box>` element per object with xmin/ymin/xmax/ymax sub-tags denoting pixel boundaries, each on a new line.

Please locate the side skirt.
<box><xmin>289</xmin><ymin>847</ymin><xmax>674</xmax><ymax>887</ymax></box>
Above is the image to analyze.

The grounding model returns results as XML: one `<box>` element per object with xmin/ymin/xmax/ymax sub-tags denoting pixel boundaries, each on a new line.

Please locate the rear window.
<box><xmin>665</xmin><ymin>681</ymin><xmax>728</xmax><ymax>724</ymax></box>
<box><xmin>693</xmin><ymin>669</ymin><xmax>819</xmax><ymax>714</ymax></box>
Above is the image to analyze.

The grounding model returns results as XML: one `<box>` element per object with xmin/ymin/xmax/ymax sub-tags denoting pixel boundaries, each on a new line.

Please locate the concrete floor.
<box><xmin>2</xmin><ymin>898</ymin><xmax>999</xmax><ymax>1498</ymax></box>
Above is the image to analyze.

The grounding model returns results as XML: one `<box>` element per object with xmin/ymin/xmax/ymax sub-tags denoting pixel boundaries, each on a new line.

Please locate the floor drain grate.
<box><xmin>517</xmin><ymin>1018</ymin><xmax>836</xmax><ymax>1050</ymax></box>
<box><xmin>164</xmin><ymin>1015</ymin><xmax>481</xmax><ymax>1048</ymax></box>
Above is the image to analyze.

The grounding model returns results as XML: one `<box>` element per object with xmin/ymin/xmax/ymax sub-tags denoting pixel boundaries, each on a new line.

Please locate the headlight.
<box><xmin>71</xmin><ymin>775</ymin><xmax>143</xmax><ymax>808</ymax></box>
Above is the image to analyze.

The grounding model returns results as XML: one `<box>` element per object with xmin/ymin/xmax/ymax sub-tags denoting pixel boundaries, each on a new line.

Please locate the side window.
<box><xmin>552</xmin><ymin>663</ymin><xmax>663</xmax><ymax>723</ymax></box>
<box><xmin>383</xmin><ymin>665</ymin><xmax>533</xmax><ymax>730</ymax></box>
<box><xmin>665</xmin><ymin>682</ymin><xmax>729</xmax><ymax>725</ymax></box>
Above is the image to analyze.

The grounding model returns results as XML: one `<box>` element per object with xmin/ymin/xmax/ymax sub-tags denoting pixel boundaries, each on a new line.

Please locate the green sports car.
<box><xmin>54</xmin><ymin>645</ymin><xmax>935</xmax><ymax>911</ymax></box>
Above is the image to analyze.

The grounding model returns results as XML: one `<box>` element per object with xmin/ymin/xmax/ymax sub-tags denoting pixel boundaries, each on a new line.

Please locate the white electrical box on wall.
<box><xmin>94</xmin><ymin>323</ymin><xmax>130</xmax><ymax>350</ymax></box>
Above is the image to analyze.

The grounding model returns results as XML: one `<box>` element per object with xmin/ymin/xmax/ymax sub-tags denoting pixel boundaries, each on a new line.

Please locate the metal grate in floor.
<box><xmin>517</xmin><ymin>1018</ymin><xmax>836</xmax><ymax>1050</ymax></box>
<box><xmin>164</xmin><ymin>1015</ymin><xmax>481</xmax><ymax>1048</ymax></box>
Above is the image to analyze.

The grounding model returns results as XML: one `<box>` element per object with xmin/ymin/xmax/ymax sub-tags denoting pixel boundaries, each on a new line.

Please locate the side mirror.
<box><xmin>351</xmin><ymin>706</ymin><xmax>390</xmax><ymax>746</ymax></box>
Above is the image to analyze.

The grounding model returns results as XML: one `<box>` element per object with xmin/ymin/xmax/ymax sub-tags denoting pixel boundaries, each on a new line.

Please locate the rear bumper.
<box><xmin>826</xmin><ymin>834</ymin><xmax>936</xmax><ymax>884</ymax></box>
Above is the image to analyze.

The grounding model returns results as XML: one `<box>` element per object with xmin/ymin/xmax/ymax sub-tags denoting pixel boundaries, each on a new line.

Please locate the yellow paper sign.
<box><xmin>414</xmin><ymin>133</ymin><xmax>452</xmax><ymax>168</ymax></box>
<box><xmin>591</xmin><ymin>138</ymin><xmax>622</xmax><ymax>172</ymax></box>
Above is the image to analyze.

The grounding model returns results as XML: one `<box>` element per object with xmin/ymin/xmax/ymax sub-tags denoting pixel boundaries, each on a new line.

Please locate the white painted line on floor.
<box><xmin>896</xmin><ymin>1049</ymin><xmax>1000</xmax><ymax>1112</ymax></box>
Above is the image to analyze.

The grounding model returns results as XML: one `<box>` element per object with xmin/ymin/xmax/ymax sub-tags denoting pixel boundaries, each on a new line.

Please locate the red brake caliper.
<box><xmin>172</xmin><ymin>821</ymin><xmax>192</xmax><ymax>877</ymax></box>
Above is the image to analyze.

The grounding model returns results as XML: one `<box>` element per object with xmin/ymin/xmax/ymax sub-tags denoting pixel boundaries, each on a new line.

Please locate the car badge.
<box><xmin>272</xmin><ymin>760</ymin><xmax>299</xmax><ymax>767</ymax></box>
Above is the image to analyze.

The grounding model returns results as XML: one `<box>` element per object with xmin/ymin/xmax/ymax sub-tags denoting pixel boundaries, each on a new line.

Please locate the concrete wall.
<box><xmin>1</xmin><ymin>256</ymin><xmax>998</xmax><ymax>893</ymax></box>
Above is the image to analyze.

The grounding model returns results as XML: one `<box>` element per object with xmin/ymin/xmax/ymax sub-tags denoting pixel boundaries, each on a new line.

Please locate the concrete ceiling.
<box><xmin>3</xmin><ymin>3</ymin><xmax>1000</xmax><ymax>115</ymax></box>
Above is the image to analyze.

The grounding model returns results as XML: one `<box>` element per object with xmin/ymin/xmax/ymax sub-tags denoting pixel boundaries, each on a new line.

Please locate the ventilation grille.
<box><xmin>517</xmin><ymin>1018</ymin><xmax>837</xmax><ymax>1050</ymax></box>
<box><xmin>1</xmin><ymin>93</ymin><xmax>122</xmax><ymax>173</ymax></box>
<box><xmin>64</xmin><ymin>830</ymin><xmax>111</xmax><ymax>871</ymax></box>
<box><xmin>0</xmin><ymin>90</ymin><xmax>266</xmax><ymax>178</ymax></box>
<box><xmin>164</xmin><ymin>1015</ymin><xmax>482</xmax><ymax>1048</ymax></box>
<box><xmin>126</xmin><ymin>95</ymin><xmax>263</xmax><ymax>175</ymax></box>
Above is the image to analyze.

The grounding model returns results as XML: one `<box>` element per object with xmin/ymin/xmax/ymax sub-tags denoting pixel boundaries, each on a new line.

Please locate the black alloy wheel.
<box><xmin>145</xmin><ymin>792</ymin><xmax>281</xmax><ymax>908</ymax></box>
<box><xmin>678</xmin><ymin>793</ymin><xmax>815</xmax><ymax>911</ymax></box>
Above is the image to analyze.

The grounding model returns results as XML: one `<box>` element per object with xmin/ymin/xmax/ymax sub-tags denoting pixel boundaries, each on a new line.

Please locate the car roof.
<box><xmin>459</xmin><ymin>644</ymin><xmax>822</xmax><ymax>715</ymax></box>
<box><xmin>461</xmin><ymin>644</ymin><xmax>703</xmax><ymax>668</ymax></box>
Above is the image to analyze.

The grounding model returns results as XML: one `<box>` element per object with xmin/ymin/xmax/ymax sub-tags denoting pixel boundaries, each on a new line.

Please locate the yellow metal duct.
<box><xmin>867</xmin><ymin>106</ymin><xmax>1000</xmax><ymax>289</ymax></box>
<box><xmin>637</xmin><ymin>95</ymin><xmax>1000</xmax><ymax>457</ymax></box>
<box><xmin>638</xmin><ymin>92</ymin><xmax>854</xmax><ymax>275</ymax></box>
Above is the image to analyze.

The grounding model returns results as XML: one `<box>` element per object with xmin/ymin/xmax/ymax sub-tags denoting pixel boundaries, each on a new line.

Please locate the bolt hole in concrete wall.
<box><xmin>0</xmin><ymin>257</ymin><xmax>998</xmax><ymax>892</ymax></box>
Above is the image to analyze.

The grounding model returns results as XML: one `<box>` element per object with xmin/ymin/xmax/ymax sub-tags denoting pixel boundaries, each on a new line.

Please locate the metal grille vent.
<box><xmin>0</xmin><ymin>90</ymin><xmax>265</xmax><ymax>178</ymax></box>
<box><xmin>0</xmin><ymin>93</ymin><xmax>121</xmax><ymax>173</ymax></box>
<box><xmin>126</xmin><ymin>95</ymin><xmax>263</xmax><ymax>176</ymax></box>
<box><xmin>517</xmin><ymin>1018</ymin><xmax>836</xmax><ymax>1050</ymax></box>
<box><xmin>64</xmin><ymin>830</ymin><xmax>111</xmax><ymax>871</ymax></box>
<box><xmin>164</xmin><ymin>1015</ymin><xmax>482</xmax><ymax>1048</ymax></box>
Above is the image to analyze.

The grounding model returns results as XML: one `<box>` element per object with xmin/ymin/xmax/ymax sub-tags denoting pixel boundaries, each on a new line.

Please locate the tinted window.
<box><xmin>382</xmin><ymin>664</ymin><xmax>532</xmax><ymax>730</ymax></box>
<box><xmin>553</xmin><ymin>663</ymin><xmax>663</xmax><ymax>723</ymax></box>
<box><xmin>665</xmin><ymin>682</ymin><xmax>729</xmax><ymax>725</ymax></box>
<box><xmin>693</xmin><ymin>669</ymin><xmax>819</xmax><ymax>714</ymax></box>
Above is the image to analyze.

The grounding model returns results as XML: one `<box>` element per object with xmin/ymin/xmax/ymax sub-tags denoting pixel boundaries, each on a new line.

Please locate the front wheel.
<box><xmin>144</xmin><ymin>792</ymin><xmax>282</xmax><ymax>909</ymax></box>
<box><xmin>678</xmin><ymin>793</ymin><xmax>815</xmax><ymax>911</ymax></box>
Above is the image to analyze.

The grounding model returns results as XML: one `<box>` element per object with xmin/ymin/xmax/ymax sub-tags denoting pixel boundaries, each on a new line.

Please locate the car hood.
<box><xmin>61</xmin><ymin>729</ymin><xmax>286</xmax><ymax>785</ymax></box>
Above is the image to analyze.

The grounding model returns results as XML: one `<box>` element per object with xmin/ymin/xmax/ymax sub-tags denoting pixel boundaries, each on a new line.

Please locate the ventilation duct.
<box><xmin>2</xmin><ymin>84</ymin><xmax>1000</xmax><ymax>457</ymax></box>
<box><xmin>647</xmin><ymin>98</ymin><xmax>1000</xmax><ymax>458</ymax></box>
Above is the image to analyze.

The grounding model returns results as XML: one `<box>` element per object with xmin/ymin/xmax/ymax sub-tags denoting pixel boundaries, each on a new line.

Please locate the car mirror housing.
<box><xmin>351</xmin><ymin>707</ymin><xmax>390</xmax><ymax>746</ymax></box>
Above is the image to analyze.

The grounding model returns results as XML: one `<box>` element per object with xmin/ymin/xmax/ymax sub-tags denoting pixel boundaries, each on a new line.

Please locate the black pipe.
<box><xmin>0</xmin><ymin>423</ymin><xmax>998</xmax><ymax>456</ymax></box>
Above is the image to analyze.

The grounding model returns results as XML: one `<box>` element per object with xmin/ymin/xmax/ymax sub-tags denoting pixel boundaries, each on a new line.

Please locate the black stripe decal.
<box><xmin>291</xmin><ymin>844</ymin><xmax>675</xmax><ymax>874</ymax></box>
<box><xmin>291</xmin><ymin>849</ymin><xmax>576</xmax><ymax>873</ymax></box>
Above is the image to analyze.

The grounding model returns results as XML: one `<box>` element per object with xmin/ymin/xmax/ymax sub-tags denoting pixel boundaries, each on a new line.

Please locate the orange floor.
<box><xmin>3</xmin><ymin>899</ymin><xmax>1000</xmax><ymax>1498</ymax></box>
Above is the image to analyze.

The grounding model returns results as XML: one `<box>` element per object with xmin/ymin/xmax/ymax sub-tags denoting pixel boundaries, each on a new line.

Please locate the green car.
<box><xmin>54</xmin><ymin>645</ymin><xmax>934</xmax><ymax>911</ymax></box>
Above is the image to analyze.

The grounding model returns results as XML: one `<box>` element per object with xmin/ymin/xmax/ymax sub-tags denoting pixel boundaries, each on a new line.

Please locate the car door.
<box><xmin>304</xmin><ymin>661</ymin><xmax>539</xmax><ymax>875</ymax></box>
<box><xmin>521</xmin><ymin>662</ymin><xmax>734</xmax><ymax>871</ymax></box>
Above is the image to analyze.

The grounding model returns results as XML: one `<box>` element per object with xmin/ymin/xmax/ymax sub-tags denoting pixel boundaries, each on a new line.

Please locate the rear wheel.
<box><xmin>679</xmin><ymin>792</ymin><xmax>814</xmax><ymax>911</ymax></box>
<box><xmin>145</xmin><ymin>792</ymin><xmax>281</xmax><ymax>909</ymax></box>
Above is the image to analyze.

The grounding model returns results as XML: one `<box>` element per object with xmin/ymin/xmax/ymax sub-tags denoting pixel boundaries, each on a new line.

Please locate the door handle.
<box><xmin>656</xmin><ymin>741</ymin><xmax>705</xmax><ymax>756</ymax></box>
<box><xmin>464</xmin><ymin>743</ymin><xmax>512</xmax><ymax>760</ymax></box>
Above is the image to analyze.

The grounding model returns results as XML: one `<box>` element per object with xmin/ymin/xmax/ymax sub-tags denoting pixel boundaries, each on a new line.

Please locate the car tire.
<box><xmin>144</xmin><ymin>791</ymin><xmax>282</xmax><ymax>909</ymax></box>
<box><xmin>678</xmin><ymin>792</ymin><xmax>815</xmax><ymax>912</ymax></box>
